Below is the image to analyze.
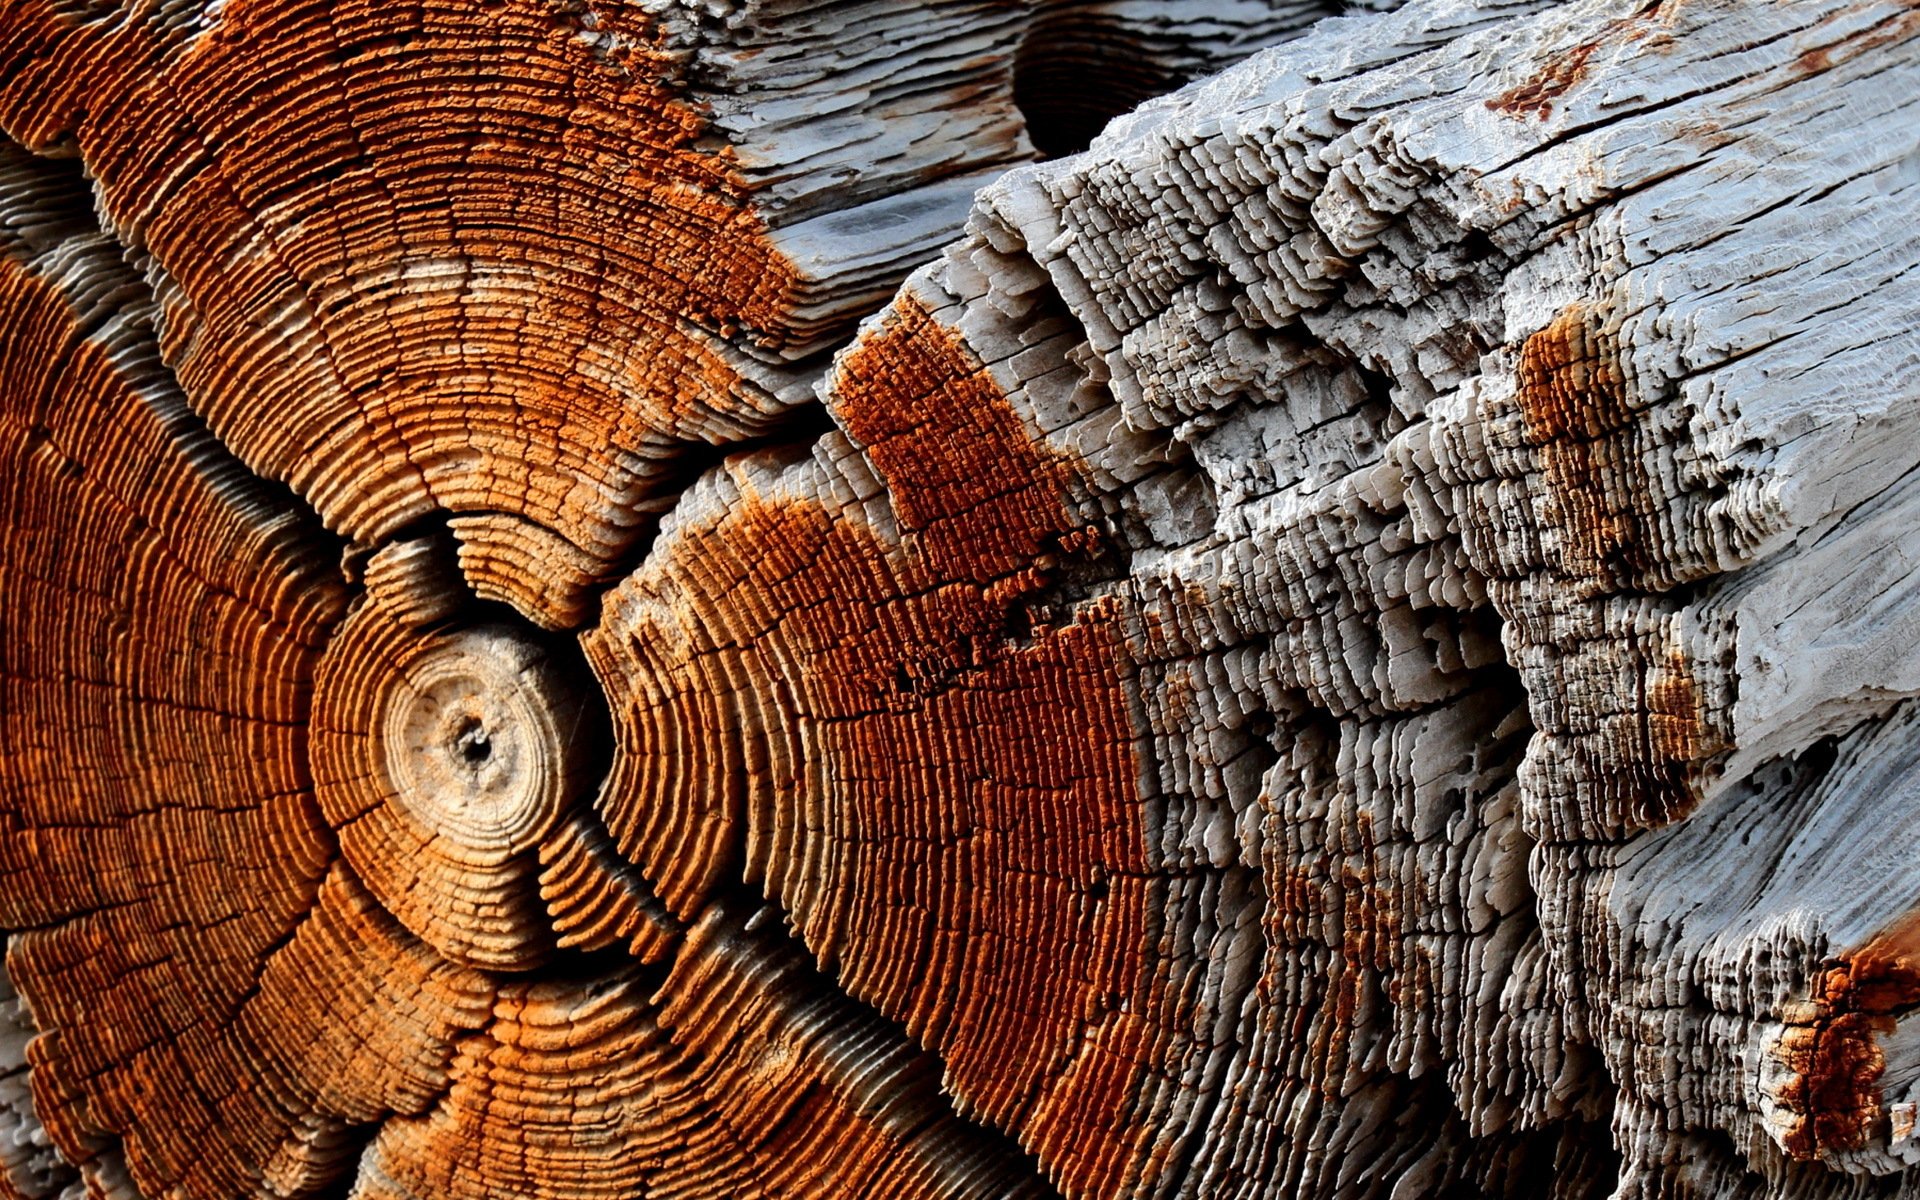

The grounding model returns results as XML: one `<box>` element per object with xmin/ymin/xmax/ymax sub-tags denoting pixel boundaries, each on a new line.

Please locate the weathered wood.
<box><xmin>0</xmin><ymin>0</ymin><xmax>1917</xmax><ymax>1197</ymax></box>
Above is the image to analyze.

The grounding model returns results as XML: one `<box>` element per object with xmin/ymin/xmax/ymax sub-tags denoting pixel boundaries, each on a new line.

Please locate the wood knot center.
<box><xmin>377</xmin><ymin>626</ymin><xmax>586</xmax><ymax>856</ymax></box>
<box><xmin>312</xmin><ymin>539</ymin><xmax>611</xmax><ymax>971</ymax></box>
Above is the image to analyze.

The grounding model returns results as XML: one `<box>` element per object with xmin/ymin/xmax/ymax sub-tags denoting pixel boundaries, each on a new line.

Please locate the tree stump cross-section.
<box><xmin>0</xmin><ymin>1</ymin><xmax>1918</xmax><ymax>1198</ymax></box>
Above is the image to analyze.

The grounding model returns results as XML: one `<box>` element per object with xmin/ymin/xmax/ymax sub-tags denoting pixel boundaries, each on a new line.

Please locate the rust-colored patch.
<box><xmin>1515</xmin><ymin>308</ymin><xmax>1736</xmax><ymax>832</ymax></box>
<box><xmin>1777</xmin><ymin>915</ymin><xmax>1920</xmax><ymax>1159</ymax></box>
<box><xmin>1628</xmin><ymin>649</ymin><xmax>1727</xmax><ymax>826</ymax></box>
<box><xmin>1334</xmin><ymin>813</ymin><xmax>1405</xmax><ymax>1077</ymax></box>
<box><xmin>1555</xmin><ymin>644</ymin><xmax>1729</xmax><ymax>834</ymax></box>
<box><xmin>1644</xmin><ymin>653</ymin><xmax>1702</xmax><ymax>761</ymax></box>
<box><xmin>1789</xmin><ymin>6</ymin><xmax>1920</xmax><ymax>78</ymax></box>
<box><xmin>1487</xmin><ymin>40</ymin><xmax>1603</xmax><ymax>121</ymax></box>
<box><xmin>1794</xmin><ymin>46</ymin><xmax>1835</xmax><ymax>75</ymax></box>
<box><xmin>1486</xmin><ymin>5</ymin><xmax>1673</xmax><ymax>121</ymax></box>
<box><xmin>1277</xmin><ymin>867</ymin><xmax>1326</xmax><ymax>924</ymax></box>
<box><xmin>1516</xmin><ymin>305</ymin><xmax>1630</xmax><ymax>445</ymax></box>
<box><xmin>1515</xmin><ymin>302</ymin><xmax>1659</xmax><ymax>589</ymax></box>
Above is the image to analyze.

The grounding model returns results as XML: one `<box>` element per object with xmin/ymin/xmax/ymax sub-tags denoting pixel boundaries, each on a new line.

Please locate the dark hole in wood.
<box><xmin>454</xmin><ymin>718</ymin><xmax>493</xmax><ymax>765</ymax></box>
<box><xmin>1014</xmin><ymin>12</ymin><xmax>1174</xmax><ymax>159</ymax></box>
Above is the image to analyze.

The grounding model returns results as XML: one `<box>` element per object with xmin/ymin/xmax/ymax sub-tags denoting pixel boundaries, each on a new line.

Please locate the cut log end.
<box><xmin>2</xmin><ymin>0</ymin><xmax>1919</xmax><ymax>1198</ymax></box>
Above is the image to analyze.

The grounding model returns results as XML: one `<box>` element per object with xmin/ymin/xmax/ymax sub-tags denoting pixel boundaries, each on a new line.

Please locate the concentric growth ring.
<box><xmin>312</xmin><ymin>540</ymin><xmax>601</xmax><ymax>970</ymax></box>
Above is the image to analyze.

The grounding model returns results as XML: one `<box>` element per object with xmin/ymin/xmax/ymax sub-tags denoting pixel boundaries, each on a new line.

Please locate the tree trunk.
<box><xmin>0</xmin><ymin>0</ymin><xmax>1916</xmax><ymax>1197</ymax></box>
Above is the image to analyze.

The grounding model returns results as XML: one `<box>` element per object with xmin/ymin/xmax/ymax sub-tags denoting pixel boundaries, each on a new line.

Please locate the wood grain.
<box><xmin>0</xmin><ymin>1</ymin><xmax>1916</xmax><ymax>1198</ymax></box>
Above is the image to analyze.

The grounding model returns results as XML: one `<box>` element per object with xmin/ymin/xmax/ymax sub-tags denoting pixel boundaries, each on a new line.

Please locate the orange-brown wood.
<box><xmin>588</xmin><ymin>292</ymin><xmax>1164</xmax><ymax>1195</ymax></box>
<box><xmin>0</xmin><ymin>109</ymin><xmax>1076</xmax><ymax>1193</ymax></box>
<box><xmin>0</xmin><ymin>194</ymin><xmax>357</xmax><ymax>1195</ymax></box>
<box><xmin>0</xmin><ymin>0</ymin><xmax>808</xmax><ymax>629</ymax></box>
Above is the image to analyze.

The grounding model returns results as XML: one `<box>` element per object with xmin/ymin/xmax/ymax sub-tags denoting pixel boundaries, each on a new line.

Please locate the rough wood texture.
<box><xmin>0</xmin><ymin>0</ymin><xmax>1916</xmax><ymax>1197</ymax></box>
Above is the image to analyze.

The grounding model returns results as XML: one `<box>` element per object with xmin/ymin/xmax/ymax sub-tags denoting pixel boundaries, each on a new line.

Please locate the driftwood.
<box><xmin>0</xmin><ymin>0</ymin><xmax>1917</xmax><ymax>1197</ymax></box>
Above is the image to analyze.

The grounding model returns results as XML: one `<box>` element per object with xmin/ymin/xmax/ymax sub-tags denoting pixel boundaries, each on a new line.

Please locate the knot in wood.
<box><xmin>313</xmin><ymin>569</ymin><xmax>602</xmax><ymax>970</ymax></box>
<box><xmin>379</xmin><ymin>627</ymin><xmax>584</xmax><ymax>857</ymax></box>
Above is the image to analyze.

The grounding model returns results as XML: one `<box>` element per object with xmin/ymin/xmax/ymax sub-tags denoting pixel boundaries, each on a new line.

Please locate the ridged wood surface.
<box><xmin>0</xmin><ymin>1</ymin><xmax>1916</xmax><ymax>1198</ymax></box>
